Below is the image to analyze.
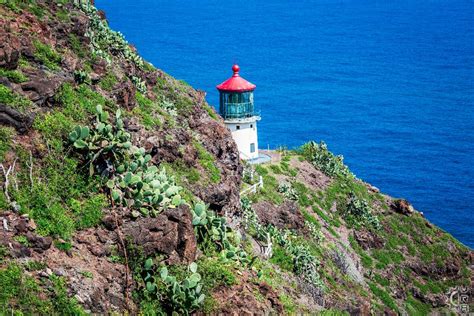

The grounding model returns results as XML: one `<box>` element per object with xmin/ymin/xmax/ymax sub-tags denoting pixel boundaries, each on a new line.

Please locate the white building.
<box><xmin>216</xmin><ymin>64</ymin><xmax>260</xmax><ymax>160</ymax></box>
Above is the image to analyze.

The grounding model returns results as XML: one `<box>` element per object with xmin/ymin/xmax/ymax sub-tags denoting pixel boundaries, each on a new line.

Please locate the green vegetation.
<box><xmin>0</xmin><ymin>68</ymin><xmax>28</xmax><ymax>83</ymax></box>
<box><xmin>75</xmin><ymin>1</ymin><xmax>144</xmax><ymax>68</ymax></box>
<box><xmin>0</xmin><ymin>84</ymin><xmax>32</xmax><ymax>112</ymax></box>
<box><xmin>0</xmin><ymin>264</ymin><xmax>85</xmax><ymax>315</ymax></box>
<box><xmin>99</xmin><ymin>72</ymin><xmax>118</xmax><ymax>91</ymax></box>
<box><xmin>68</xmin><ymin>34</ymin><xmax>86</xmax><ymax>58</ymax></box>
<box><xmin>141</xmin><ymin>260</ymin><xmax>205</xmax><ymax>315</ymax></box>
<box><xmin>299</xmin><ymin>141</ymin><xmax>354</xmax><ymax>179</ymax></box>
<box><xmin>194</xmin><ymin>141</ymin><xmax>221</xmax><ymax>183</ymax></box>
<box><xmin>132</xmin><ymin>92</ymin><xmax>163</xmax><ymax>129</ymax></box>
<box><xmin>344</xmin><ymin>193</ymin><xmax>381</xmax><ymax>230</ymax></box>
<box><xmin>33</xmin><ymin>39</ymin><xmax>62</xmax><ymax>70</ymax></box>
<box><xmin>368</xmin><ymin>282</ymin><xmax>398</xmax><ymax>312</ymax></box>
<box><xmin>0</xmin><ymin>126</ymin><xmax>14</xmax><ymax>161</ymax></box>
<box><xmin>69</xmin><ymin>105</ymin><xmax>185</xmax><ymax>218</ymax></box>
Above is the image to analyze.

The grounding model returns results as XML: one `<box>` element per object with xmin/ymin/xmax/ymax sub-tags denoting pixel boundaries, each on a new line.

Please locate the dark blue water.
<box><xmin>96</xmin><ymin>0</ymin><xmax>474</xmax><ymax>248</ymax></box>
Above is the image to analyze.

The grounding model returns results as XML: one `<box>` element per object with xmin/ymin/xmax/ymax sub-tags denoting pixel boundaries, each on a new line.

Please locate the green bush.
<box><xmin>141</xmin><ymin>260</ymin><xmax>205</xmax><ymax>315</ymax></box>
<box><xmin>0</xmin><ymin>126</ymin><xmax>14</xmax><ymax>161</ymax></box>
<box><xmin>194</xmin><ymin>141</ymin><xmax>220</xmax><ymax>183</ymax></box>
<box><xmin>0</xmin><ymin>68</ymin><xmax>28</xmax><ymax>83</ymax></box>
<box><xmin>70</xmin><ymin>194</ymin><xmax>107</xmax><ymax>229</ymax></box>
<box><xmin>299</xmin><ymin>141</ymin><xmax>354</xmax><ymax>179</ymax></box>
<box><xmin>69</xmin><ymin>106</ymin><xmax>184</xmax><ymax>218</ymax></box>
<box><xmin>33</xmin><ymin>39</ymin><xmax>62</xmax><ymax>70</ymax></box>
<box><xmin>344</xmin><ymin>193</ymin><xmax>381</xmax><ymax>230</ymax></box>
<box><xmin>0</xmin><ymin>84</ymin><xmax>32</xmax><ymax>112</ymax></box>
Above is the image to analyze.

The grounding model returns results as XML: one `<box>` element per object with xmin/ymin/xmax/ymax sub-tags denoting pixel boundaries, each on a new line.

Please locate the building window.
<box><xmin>250</xmin><ymin>143</ymin><xmax>255</xmax><ymax>153</ymax></box>
<box><xmin>236</xmin><ymin>125</ymin><xmax>240</xmax><ymax>130</ymax></box>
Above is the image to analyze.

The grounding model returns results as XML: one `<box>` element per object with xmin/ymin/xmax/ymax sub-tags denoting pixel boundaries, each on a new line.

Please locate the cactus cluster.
<box><xmin>74</xmin><ymin>0</ymin><xmax>145</xmax><ymax>69</ymax></box>
<box><xmin>345</xmin><ymin>192</ymin><xmax>381</xmax><ymax>230</ymax></box>
<box><xmin>277</xmin><ymin>181</ymin><xmax>299</xmax><ymax>201</ymax></box>
<box><xmin>143</xmin><ymin>259</ymin><xmax>205</xmax><ymax>315</ymax></box>
<box><xmin>300</xmin><ymin>141</ymin><xmax>354</xmax><ymax>179</ymax></box>
<box><xmin>192</xmin><ymin>203</ymin><xmax>250</xmax><ymax>265</ymax></box>
<box><xmin>306</xmin><ymin>221</ymin><xmax>325</xmax><ymax>244</ymax></box>
<box><xmin>73</xmin><ymin>70</ymin><xmax>90</xmax><ymax>85</ymax></box>
<box><xmin>131</xmin><ymin>75</ymin><xmax>147</xmax><ymax>94</ymax></box>
<box><xmin>70</xmin><ymin>105</ymin><xmax>184</xmax><ymax>217</ymax></box>
<box><xmin>241</xmin><ymin>198</ymin><xmax>324</xmax><ymax>289</ymax></box>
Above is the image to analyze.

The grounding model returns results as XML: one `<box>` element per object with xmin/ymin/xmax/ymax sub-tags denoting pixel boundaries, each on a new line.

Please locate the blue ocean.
<box><xmin>96</xmin><ymin>0</ymin><xmax>473</xmax><ymax>248</ymax></box>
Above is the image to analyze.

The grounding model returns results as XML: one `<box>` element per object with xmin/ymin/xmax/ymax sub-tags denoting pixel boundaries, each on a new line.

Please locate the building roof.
<box><xmin>216</xmin><ymin>64</ymin><xmax>256</xmax><ymax>92</ymax></box>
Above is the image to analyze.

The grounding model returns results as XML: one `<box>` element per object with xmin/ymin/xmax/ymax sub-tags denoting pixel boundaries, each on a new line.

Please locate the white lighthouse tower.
<box><xmin>216</xmin><ymin>64</ymin><xmax>260</xmax><ymax>160</ymax></box>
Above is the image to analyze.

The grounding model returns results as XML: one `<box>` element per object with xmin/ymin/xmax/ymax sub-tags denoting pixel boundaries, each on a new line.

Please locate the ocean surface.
<box><xmin>96</xmin><ymin>0</ymin><xmax>473</xmax><ymax>248</ymax></box>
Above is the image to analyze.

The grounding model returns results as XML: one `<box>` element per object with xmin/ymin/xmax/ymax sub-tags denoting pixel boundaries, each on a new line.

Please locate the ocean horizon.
<box><xmin>96</xmin><ymin>0</ymin><xmax>474</xmax><ymax>248</ymax></box>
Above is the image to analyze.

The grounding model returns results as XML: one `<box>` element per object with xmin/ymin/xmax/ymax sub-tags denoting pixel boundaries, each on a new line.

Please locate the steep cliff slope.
<box><xmin>0</xmin><ymin>1</ymin><xmax>472</xmax><ymax>315</ymax></box>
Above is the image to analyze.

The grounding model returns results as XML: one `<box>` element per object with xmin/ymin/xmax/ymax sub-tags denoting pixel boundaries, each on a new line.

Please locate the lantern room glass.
<box><xmin>219</xmin><ymin>91</ymin><xmax>256</xmax><ymax>119</ymax></box>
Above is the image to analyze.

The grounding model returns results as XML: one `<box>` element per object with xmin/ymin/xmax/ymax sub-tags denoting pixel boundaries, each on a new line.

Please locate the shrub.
<box><xmin>141</xmin><ymin>260</ymin><xmax>205</xmax><ymax>315</ymax></box>
<box><xmin>0</xmin><ymin>84</ymin><xmax>32</xmax><ymax>112</ymax></box>
<box><xmin>194</xmin><ymin>141</ymin><xmax>220</xmax><ymax>183</ymax></box>
<box><xmin>0</xmin><ymin>69</ymin><xmax>28</xmax><ymax>83</ymax></box>
<box><xmin>33</xmin><ymin>40</ymin><xmax>62</xmax><ymax>70</ymax></box>
<box><xmin>344</xmin><ymin>193</ymin><xmax>381</xmax><ymax>230</ymax></box>
<box><xmin>299</xmin><ymin>141</ymin><xmax>354</xmax><ymax>179</ymax></box>
<box><xmin>69</xmin><ymin>105</ymin><xmax>185</xmax><ymax>218</ymax></box>
<box><xmin>277</xmin><ymin>181</ymin><xmax>299</xmax><ymax>201</ymax></box>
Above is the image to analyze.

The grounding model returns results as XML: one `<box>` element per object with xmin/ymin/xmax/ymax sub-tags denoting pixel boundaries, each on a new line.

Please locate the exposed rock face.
<box><xmin>0</xmin><ymin>104</ymin><xmax>33</xmax><ymax>134</ymax></box>
<box><xmin>122</xmin><ymin>205</ymin><xmax>197</xmax><ymax>264</ymax></box>
<box><xmin>213</xmin><ymin>272</ymin><xmax>283</xmax><ymax>315</ymax></box>
<box><xmin>391</xmin><ymin>199</ymin><xmax>415</xmax><ymax>216</ymax></box>
<box><xmin>353</xmin><ymin>229</ymin><xmax>385</xmax><ymax>250</ymax></box>
<box><xmin>253</xmin><ymin>200</ymin><xmax>305</xmax><ymax>231</ymax></box>
<box><xmin>0</xmin><ymin>33</ymin><xmax>21</xmax><ymax>69</ymax></box>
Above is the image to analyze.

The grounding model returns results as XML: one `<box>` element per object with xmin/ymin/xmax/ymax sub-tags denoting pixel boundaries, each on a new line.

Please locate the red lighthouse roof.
<box><xmin>216</xmin><ymin>64</ymin><xmax>256</xmax><ymax>92</ymax></box>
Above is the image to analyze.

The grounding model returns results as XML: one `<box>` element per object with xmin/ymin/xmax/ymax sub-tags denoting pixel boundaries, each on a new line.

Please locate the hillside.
<box><xmin>0</xmin><ymin>1</ymin><xmax>472</xmax><ymax>315</ymax></box>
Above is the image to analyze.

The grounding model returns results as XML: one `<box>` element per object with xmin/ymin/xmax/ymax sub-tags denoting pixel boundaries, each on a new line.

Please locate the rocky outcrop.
<box><xmin>253</xmin><ymin>200</ymin><xmax>305</xmax><ymax>231</ymax></box>
<box><xmin>122</xmin><ymin>205</ymin><xmax>197</xmax><ymax>264</ymax></box>
<box><xmin>391</xmin><ymin>199</ymin><xmax>415</xmax><ymax>216</ymax></box>
<box><xmin>0</xmin><ymin>104</ymin><xmax>33</xmax><ymax>133</ymax></box>
<box><xmin>353</xmin><ymin>229</ymin><xmax>385</xmax><ymax>250</ymax></box>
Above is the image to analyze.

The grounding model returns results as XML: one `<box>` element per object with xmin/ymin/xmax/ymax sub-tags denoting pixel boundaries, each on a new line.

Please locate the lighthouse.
<box><xmin>217</xmin><ymin>65</ymin><xmax>260</xmax><ymax>160</ymax></box>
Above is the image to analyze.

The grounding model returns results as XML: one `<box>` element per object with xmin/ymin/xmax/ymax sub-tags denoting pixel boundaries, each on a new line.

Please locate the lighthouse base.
<box><xmin>246</xmin><ymin>153</ymin><xmax>272</xmax><ymax>165</ymax></box>
<box><xmin>224</xmin><ymin>116</ymin><xmax>260</xmax><ymax>161</ymax></box>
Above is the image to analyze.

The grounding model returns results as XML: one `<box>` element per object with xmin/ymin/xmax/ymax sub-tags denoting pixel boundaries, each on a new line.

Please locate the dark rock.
<box><xmin>112</xmin><ymin>80</ymin><xmax>136</xmax><ymax>109</ymax></box>
<box><xmin>0</xmin><ymin>33</ymin><xmax>21</xmax><ymax>69</ymax></box>
<box><xmin>15</xmin><ymin>218</ymin><xmax>29</xmax><ymax>234</ymax></box>
<box><xmin>253</xmin><ymin>200</ymin><xmax>305</xmax><ymax>231</ymax></box>
<box><xmin>102</xmin><ymin>214</ymin><xmax>122</xmax><ymax>231</ymax></box>
<box><xmin>0</xmin><ymin>104</ymin><xmax>34</xmax><ymax>134</ymax></box>
<box><xmin>122</xmin><ymin>205</ymin><xmax>197</xmax><ymax>264</ymax></box>
<box><xmin>88</xmin><ymin>244</ymin><xmax>107</xmax><ymax>257</ymax></box>
<box><xmin>353</xmin><ymin>229</ymin><xmax>385</xmax><ymax>250</ymax></box>
<box><xmin>26</xmin><ymin>232</ymin><xmax>52</xmax><ymax>253</ymax></box>
<box><xmin>20</xmin><ymin>72</ymin><xmax>64</xmax><ymax>107</ymax></box>
<box><xmin>391</xmin><ymin>199</ymin><xmax>414</xmax><ymax>216</ymax></box>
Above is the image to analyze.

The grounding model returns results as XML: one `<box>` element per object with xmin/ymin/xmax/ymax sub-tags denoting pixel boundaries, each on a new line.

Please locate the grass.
<box><xmin>0</xmin><ymin>68</ymin><xmax>28</xmax><ymax>83</ymax></box>
<box><xmin>0</xmin><ymin>263</ymin><xmax>86</xmax><ymax>315</ymax></box>
<box><xmin>70</xmin><ymin>194</ymin><xmax>107</xmax><ymax>230</ymax></box>
<box><xmin>0</xmin><ymin>126</ymin><xmax>14</xmax><ymax>161</ymax></box>
<box><xmin>33</xmin><ymin>39</ymin><xmax>62</xmax><ymax>70</ymax></box>
<box><xmin>194</xmin><ymin>141</ymin><xmax>221</xmax><ymax>183</ymax></box>
<box><xmin>0</xmin><ymin>84</ymin><xmax>32</xmax><ymax>112</ymax></box>
<box><xmin>68</xmin><ymin>34</ymin><xmax>86</xmax><ymax>58</ymax></box>
<box><xmin>131</xmin><ymin>92</ymin><xmax>163</xmax><ymax>129</ymax></box>
<box><xmin>11</xmin><ymin>83</ymin><xmax>108</xmax><ymax>240</ymax></box>
<box><xmin>368</xmin><ymin>281</ymin><xmax>398</xmax><ymax>312</ymax></box>
<box><xmin>99</xmin><ymin>72</ymin><xmax>118</xmax><ymax>91</ymax></box>
<box><xmin>269</xmin><ymin>245</ymin><xmax>294</xmax><ymax>272</ymax></box>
